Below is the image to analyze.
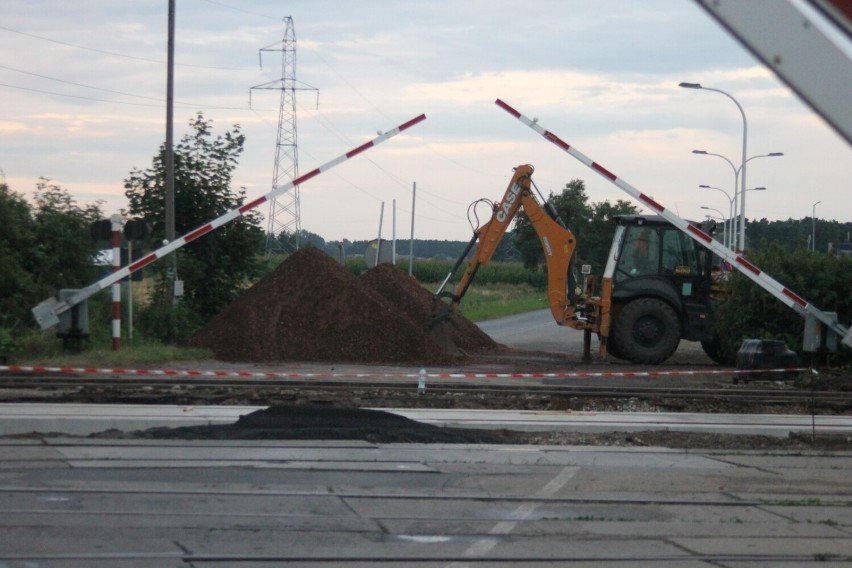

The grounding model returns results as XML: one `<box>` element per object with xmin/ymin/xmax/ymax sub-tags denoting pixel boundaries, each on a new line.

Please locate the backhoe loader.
<box><xmin>433</xmin><ymin>164</ymin><xmax>719</xmax><ymax>364</ymax></box>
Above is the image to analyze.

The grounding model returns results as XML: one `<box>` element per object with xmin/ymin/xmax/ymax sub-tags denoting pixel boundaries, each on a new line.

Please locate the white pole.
<box><xmin>409</xmin><ymin>182</ymin><xmax>416</xmax><ymax>276</ymax></box>
<box><xmin>376</xmin><ymin>202</ymin><xmax>384</xmax><ymax>268</ymax></box>
<box><xmin>812</xmin><ymin>200</ymin><xmax>821</xmax><ymax>252</ymax></box>
<box><xmin>110</xmin><ymin>214</ymin><xmax>122</xmax><ymax>351</ymax></box>
<box><xmin>127</xmin><ymin>241</ymin><xmax>133</xmax><ymax>342</ymax></box>
<box><xmin>392</xmin><ymin>199</ymin><xmax>397</xmax><ymax>265</ymax></box>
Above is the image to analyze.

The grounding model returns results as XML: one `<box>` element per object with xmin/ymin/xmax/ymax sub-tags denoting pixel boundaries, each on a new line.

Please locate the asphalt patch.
<box><xmin>129</xmin><ymin>405</ymin><xmax>520</xmax><ymax>444</ymax></box>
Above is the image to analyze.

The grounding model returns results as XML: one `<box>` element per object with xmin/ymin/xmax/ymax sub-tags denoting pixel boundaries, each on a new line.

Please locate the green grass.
<box><xmin>17</xmin><ymin>330</ymin><xmax>212</xmax><ymax>367</ymax></box>
<box><xmin>451</xmin><ymin>283</ymin><xmax>549</xmax><ymax>322</ymax></box>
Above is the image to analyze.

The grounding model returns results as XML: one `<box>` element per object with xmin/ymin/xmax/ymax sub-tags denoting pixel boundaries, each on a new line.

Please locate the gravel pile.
<box><xmin>188</xmin><ymin>248</ymin><xmax>501</xmax><ymax>363</ymax></box>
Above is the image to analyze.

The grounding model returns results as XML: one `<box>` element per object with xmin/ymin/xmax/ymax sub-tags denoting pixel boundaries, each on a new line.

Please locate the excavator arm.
<box><xmin>434</xmin><ymin>164</ymin><xmax>579</xmax><ymax>328</ymax></box>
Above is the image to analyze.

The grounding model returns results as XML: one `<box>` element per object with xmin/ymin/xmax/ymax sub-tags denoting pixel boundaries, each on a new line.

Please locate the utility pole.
<box><xmin>165</xmin><ymin>0</ymin><xmax>177</xmax><ymax>298</ymax></box>
<box><xmin>251</xmin><ymin>17</ymin><xmax>317</xmax><ymax>256</ymax></box>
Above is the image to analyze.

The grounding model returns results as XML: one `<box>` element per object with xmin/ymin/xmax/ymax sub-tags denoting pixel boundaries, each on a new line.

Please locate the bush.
<box><xmin>137</xmin><ymin>295</ymin><xmax>203</xmax><ymax>344</ymax></box>
<box><xmin>0</xmin><ymin>327</ymin><xmax>22</xmax><ymax>362</ymax></box>
<box><xmin>714</xmin><ymin>246</ymin><xmax>852</xmax><ymax>366</ymax></box>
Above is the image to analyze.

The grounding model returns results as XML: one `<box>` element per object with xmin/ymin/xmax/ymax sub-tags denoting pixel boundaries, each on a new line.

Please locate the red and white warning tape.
<box><xmin>0</xmin><ymin>365</ymin><xmax>809</xmax><ymax>380</ymax></box>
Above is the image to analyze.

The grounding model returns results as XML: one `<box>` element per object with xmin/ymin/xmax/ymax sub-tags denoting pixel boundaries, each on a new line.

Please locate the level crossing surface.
<box><xmin>1</xmin><ymin>436</ymin><xmax>851</xmax><ymax>565</ymax></box>
<box><xmin>2</xmin><ymin>313</ymin><xmax>849</xmax><ymax>564</ymax></box>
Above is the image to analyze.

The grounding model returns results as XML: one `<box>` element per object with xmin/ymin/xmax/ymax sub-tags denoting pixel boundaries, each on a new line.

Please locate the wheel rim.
<box><xmin>633</xmin><ymin>315</ymin><xmax>665</xmax><ymax>347</ymax></box>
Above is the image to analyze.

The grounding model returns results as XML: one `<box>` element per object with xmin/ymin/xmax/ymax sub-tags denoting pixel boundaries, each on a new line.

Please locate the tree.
<box><xmin>0</xmin><ymin>180</ymin><xmax>101</xmax><ymax>352</ymax></box>
<box><xmin>272</xmin><ymin>229</ymin><xmax>327</xmax><ymax>253</ymax></box>
<box><xmin>513</xmin><ymin>179</ymin><xmax>637</xmax><ymax>274</ymax></box>
<box><xmin>30</xmin><ymin>179</ymin><xmax>104</xmax><ymax>292</ymax></box>
<box><xmin>124</xmin><ymin>113</ymin><xmax>264</xmax><ymax>341</ymax></box>
<box><xmin>0</xmin><ymin>182</ymin><xmax>38</xmax><ymax>333</ymax></box>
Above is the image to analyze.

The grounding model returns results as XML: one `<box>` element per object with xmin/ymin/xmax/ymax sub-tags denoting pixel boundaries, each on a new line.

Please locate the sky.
<box><xmin>1</xmin><ymin>0</ymin><xmax>850</xmax><ymax>245</ymax></box>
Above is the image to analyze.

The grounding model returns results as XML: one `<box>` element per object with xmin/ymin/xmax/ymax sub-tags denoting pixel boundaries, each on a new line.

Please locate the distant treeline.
<box><xmin>283</xmin><ymin>216</ymin><xmax>852</xmax><ymax>262</ymax></box>
<box><xmin>274</xmin><ymin>217</ymin><xmax>852</xmax><ymax>261</ymax></box>
<box><xmin>280</xmin><ymin>231</ymin><xmax>518</xmax><ymax>261</ymax></box>
<box><xmin>339</xmin><ymin>238</ymin><xmax>516</xmax><ymax>260</ymax></box>
<box><xmin>747</xmin><ymin>218</ymin><xmax>852</xmax><ymax>253</ymax></box>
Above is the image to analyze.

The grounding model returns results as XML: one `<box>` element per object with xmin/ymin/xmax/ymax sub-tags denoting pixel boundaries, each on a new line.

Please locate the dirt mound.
<box><xmin>189</xmin><ymin>248</ymin><xmax>497</xmax><ymax>364</ymax></box>
<box><xmin>361</xmin><ymin>263</ymin><xmax>502</xmax><ymax>355</ymax></box>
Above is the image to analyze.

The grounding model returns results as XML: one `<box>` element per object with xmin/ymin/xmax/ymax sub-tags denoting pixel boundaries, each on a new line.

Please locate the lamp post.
<box><xmin>693</xmin><ymin>150</ymin><xmax>739</xmax><ymax>247</ymax></box>
<box><xmin>699</xmin><ymin>185</ymin><xmax>735</xmax><ymax>249</ymax></box>
<box><xmin>680</xmin><ymin>82</ymin><xmax>747</xmax><ymax>249</ymax></box>
<box><xmin>700</xmin><ymin>206</ymin><xmax>726</xmax><ymax>238</ymax></box>
<box><xmin>692</xmin><ymin>149</ymin><xmax>782</xmax><ymax>250</ymax></box>
<box><xmin>812</xmin><ymin>200</ymin><xmax>821</xmax><ymax>252</ymax></box>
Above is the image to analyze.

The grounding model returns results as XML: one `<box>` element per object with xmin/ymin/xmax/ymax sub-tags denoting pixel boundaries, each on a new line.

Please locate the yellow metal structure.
<box><xmin>435</xmin><ymin>164</ymin><xmax>611</xmax><ymax>361</ymax></box>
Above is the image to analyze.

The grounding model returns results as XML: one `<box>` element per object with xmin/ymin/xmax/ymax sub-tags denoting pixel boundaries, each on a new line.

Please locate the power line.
<box><xmin>0</xmin><ymin>63</ymin><xmax>164</xmax><ymax>103</ymax></box>
<box><xmin>0</xmin><ymin>82</ymin><xmax>165</xmax><ymax>108</ymax></box>
<box><xmin>0</xmin><ymin>24</ymin><xmax>255</xmax><ymax>71</ymax></box>
<box><xmin>0</xmin><ymin>81</ymin><xmax>262</xmax><ymax>111</ymax></box>
<box><xmin>0</xmin><ymin>60</ymin><xmax>270</xmax><ymax>111</ymax></box>
<box><xmin>196</xmin><ymin>0</ymin><xmax>283</xmax><ymax>21</ymax></box>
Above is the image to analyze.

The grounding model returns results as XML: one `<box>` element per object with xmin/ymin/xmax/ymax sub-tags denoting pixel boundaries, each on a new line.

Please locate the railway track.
<box><xmin>2</xmin><ymin>372</ymin><xmax>851</xmax><ymax>412</ymax></box>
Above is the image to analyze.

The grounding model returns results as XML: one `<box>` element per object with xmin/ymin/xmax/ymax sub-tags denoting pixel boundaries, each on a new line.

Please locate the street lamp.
<box><xmin>693</xmin><ymin>150</ymin><xmax>739</xmax><ymax>247</ymax></box>
<box><xmin>699</xmin><ymin>185</ymin><xmax>734</xmax><ymax>249</ymax></box>
<box><xmin>681</xmin><ymin>82</ymin><xmax>748</xmax><ymax>250</ymax></box>
<box><xmin>700</xmin><ymin>206</ymin><xmax>727</xmax><ymax>241</ymax></box>
<box><xmin>692</xmin><ymin>149</ymin><xmax>782</xmax><ymax>250</ymax></box>
<box><xmin>813</xmin><ymin>200</ymin><xmax>822</xmax><ymax>252</ymax></box>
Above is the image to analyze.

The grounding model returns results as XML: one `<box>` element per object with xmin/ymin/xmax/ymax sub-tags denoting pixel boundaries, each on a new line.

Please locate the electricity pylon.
<box><xmin>251</xmin><ymin>16</ymin><xmax>316</xmax><ymax>256</ymax></box>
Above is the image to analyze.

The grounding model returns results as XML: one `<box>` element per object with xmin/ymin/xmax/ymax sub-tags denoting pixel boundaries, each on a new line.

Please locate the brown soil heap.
<box><xmin>361</xmin><ymin>263</ymin><xmax>500</xmax><ymax>354</ymax></box>
<box><xmin>189</xmin><ymin>248</ymin><xmax>501</xmax><ymax>363</ymax></box>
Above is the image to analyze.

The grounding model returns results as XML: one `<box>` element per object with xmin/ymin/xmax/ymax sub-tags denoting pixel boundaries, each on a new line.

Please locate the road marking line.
<box><xmin>447</xmin><ymin>466</ymin><xmax>579</xmax><ymax>565</ymax></box>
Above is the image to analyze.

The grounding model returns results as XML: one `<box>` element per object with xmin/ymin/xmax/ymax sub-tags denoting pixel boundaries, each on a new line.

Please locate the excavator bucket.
<box><xmin>429</xmin><ymin>297</ymin><xmax>452</xmax><ymax>327</ymax></box>
<box><xmin>427</xmin><ymin>298</ymin><xmax>463</xmax><ymax>357</ymax></box>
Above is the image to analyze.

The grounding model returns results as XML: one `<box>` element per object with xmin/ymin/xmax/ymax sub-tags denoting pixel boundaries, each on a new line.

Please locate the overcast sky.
<box><xmin>2</xmin><ymin>0</ymin><xmax>850</xmax><ymax>244</ymax></box>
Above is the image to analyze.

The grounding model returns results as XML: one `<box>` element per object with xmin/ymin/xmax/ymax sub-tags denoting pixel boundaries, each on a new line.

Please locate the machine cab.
<box><xmin>606</xmin><ymin>215</ymin><xmax>715</xmax><ymax>340</ymax></box>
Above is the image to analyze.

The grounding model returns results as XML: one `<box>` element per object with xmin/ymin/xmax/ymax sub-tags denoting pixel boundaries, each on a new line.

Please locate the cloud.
<box><xmin>1</xmin><ymin>1</ymin><xmax>848</xmax><ymax>243</ymax></box>
<box><xmin>0</xmin><ymin>120</ymin><xmax>28</xmax><ymax>133</ymax></box>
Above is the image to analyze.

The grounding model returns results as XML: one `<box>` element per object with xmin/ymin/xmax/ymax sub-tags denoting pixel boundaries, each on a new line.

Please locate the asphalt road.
<box><xmin>477</xmin><ymin>308</ymin><xmax>716</xmax><ymax>366</ymax></box>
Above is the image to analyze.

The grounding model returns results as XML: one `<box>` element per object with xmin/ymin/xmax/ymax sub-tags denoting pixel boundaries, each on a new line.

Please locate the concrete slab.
<box><xmin>1</xmin><ymin>421</ymin><xmax>850</xmax><ymax>565</ymax></box>
<box><xmin>673</xmin><ymin>536</ymin><xmax>852</xmax><ymax>557</ymax></box>
<box><xmin>61</xmin><ymin>459</ymin><xmax>439</xmax><ymax>471</ymax></box>
<box><xmin>383</xmin><ymin>408</ymin><xmax>852</xmax><ymax>436</ymax></box>
<box><xmin>0</xmin><ymin>403</ymin><xmax>264</xmax><ymax>436</ymax></box>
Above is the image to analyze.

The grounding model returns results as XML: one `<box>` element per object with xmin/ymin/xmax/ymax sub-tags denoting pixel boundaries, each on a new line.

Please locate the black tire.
<box><xmin>604</xmin><ymin>330</ymin><xmax>626</xmax><ymax>360</ymax></box>
<box><xmin>612</xmin><ymin>297</ymin><xmax>681</xmax><ymax>364</ymax></box>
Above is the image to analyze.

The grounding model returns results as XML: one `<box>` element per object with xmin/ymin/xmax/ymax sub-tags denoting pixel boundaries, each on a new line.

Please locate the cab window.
<box><xmin>615</xmin><ymin>225</ymin><xmax>660</xmax><ymax>281</ymax></box>
<box><xmin>661</xmin><ymin>228</ymin><xmax>701</xmax><ymax>276</ymax></box>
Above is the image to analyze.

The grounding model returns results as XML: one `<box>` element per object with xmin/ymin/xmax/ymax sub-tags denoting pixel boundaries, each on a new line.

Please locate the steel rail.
<box><xmin>1</xmin><ymin>374</ymin><xmax>850</xmax><ymax>407</ymax></box>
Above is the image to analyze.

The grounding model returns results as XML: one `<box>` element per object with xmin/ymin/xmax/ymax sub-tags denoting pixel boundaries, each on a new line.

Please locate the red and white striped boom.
<box><xmin>32</xmin><ymin>114</ymin><xmax>427</xmax><ymax>330</ymax></box>
<box><xmin>495</xmin><ymin>98</ymin><xmax>850</xmax><ymax>347</ymax></box>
